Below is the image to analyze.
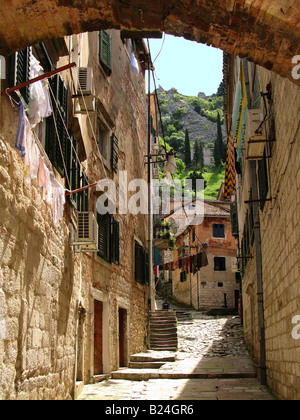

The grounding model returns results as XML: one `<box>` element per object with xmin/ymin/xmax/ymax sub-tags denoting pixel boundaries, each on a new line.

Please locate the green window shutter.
<box><xmin>46</xmin><ymin>74</ymin><xmax>68</xmax><ymax>177</ymax></box>
<box><xmin>111</xmin><ymin>133</ymin><xmax>119</xmax><ymax>173</ymax></box>
<box><xmin>230</xmin><ymin>200</ymin><xmax>239</xmax><ymax>238</ymax></box>
<box><xmin>258</xmin><ymin>150</ymin><xmax>269</xmax><ymax>211</ymax></box>
<box><xmin>67</xmin><ymin>132</ymin><xmax>80</xmax><ymax>209</ymax></box>
<box><xmin>111</xmin><ymin>218</ymin><xmax>120</xmax><ymax>265</ymax></box>
<box><xmin>80</xmin><ymin>171</ymin><xmax>89</xmax><ymax>212</ymax></box>
<box><xmin>9</xmin><ymin>48</ymin><xmax>31</xmax><ymax>103</ymax></box>
<box><xmin>97</xmin><ymin>213</ymin><xmax>111</xmax><ymax>263</ymax></box>
<box><xmin>99</xmin><ymin>30</ymin><xmax>112</xmax><ymax>75</ymax></box>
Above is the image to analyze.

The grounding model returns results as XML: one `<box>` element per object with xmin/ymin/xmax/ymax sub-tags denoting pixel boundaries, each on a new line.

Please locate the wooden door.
<box><xmin>94</xmin><ymin>300</ymin><xmax>103</xmax><ymax>375</ymax></box>
<box><xmin>119</xmin><ymin>308</ymin><xmax>126</xmax><ymax>367</ymax></box>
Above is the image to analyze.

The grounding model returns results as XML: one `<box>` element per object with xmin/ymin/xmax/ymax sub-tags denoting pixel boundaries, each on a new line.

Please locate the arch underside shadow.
<box><xmin>0</xmin><ymin>0</ymin><xmax>299</xmax><ymax>84</ymax></box>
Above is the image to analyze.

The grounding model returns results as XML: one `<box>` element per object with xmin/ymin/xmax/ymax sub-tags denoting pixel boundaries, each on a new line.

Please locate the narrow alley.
<box><xmin>78</xmin><ymin>300</ymin><xmax>274</xmax><ymax>401</ymax></box>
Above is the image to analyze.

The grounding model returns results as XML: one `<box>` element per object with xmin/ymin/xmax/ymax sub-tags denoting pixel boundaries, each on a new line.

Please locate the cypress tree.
<box><xmin>184</xmin><ymin>128</ymin><xmax>192</xmax><ymax>167</ymax></box>
<box><xmin>193</xmin><ymin>141</ymin><xmax>200</xmax><ymax>169</ymax></box>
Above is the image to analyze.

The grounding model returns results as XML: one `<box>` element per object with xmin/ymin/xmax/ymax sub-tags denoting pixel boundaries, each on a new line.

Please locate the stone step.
<box><xmin>150</xmin><ymin>347</ymin><xmax>177</xmax><ymax>352</ymax></box>
<box><xmin>130</xmin><ymin>353</ymin><xmax>176</xmax><ymax>363</ymax></box>
<box><xmin>150</xmin><ymin>338</ymin><xmax>178</xmax><ymax>345</ymax></box>
<box><xmin>111</xmin><ymin>370</ymin><xmax>257</xmax><ymax>381</ymax></box>
<box><xmin>150</xmin><ymin>333</ymin><xmax>177</xmax><ymax>339</ymax></box>
<box><xmin>128</xmin><ymin>361</ymin><xmax>166</xmax><ymax>369</ymax></box>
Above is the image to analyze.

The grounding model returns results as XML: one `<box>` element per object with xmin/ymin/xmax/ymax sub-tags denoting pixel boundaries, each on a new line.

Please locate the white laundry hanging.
<box><xmin>24</xmin><ymin>119</ymin><xmax>40</xmax><ymax>184</ymax></box>
<box><xmin>131</xmin><ymin>52</ymin><xmax>139</xmax><ymax>76</ymax></box>
<box><xmin>28</xmin><ymin>56</ymin><xmax>52</xmax><ymax>127</ymax></box>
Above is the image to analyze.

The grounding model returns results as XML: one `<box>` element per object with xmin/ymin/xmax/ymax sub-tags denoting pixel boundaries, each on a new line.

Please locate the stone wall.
<box><xmin>0</xmin><ymin>30</ymin><xmax>149</xmax><ymax>400</ymax></box>
<box><xmin>231</xmin><ymin>57</ymin><xmax>300</xmax><ymax>400</ymax></box>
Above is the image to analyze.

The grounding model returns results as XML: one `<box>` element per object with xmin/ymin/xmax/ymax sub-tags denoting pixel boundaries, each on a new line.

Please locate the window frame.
<box><xmin>213</xmin><ymin>223</ymin><xmax>225</xmax><ymax>239</ymax></box>
<box><xmin>214</xmin><ymin>257</ymin><xmax>226</xmax><ymax>272</ymax></box>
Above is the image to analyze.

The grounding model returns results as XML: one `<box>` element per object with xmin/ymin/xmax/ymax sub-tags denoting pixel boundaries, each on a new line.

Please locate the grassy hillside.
<box><xmin>156</xmin><ymin>85</ymin><xmax>226</xmax><ymax>200</ymax></box>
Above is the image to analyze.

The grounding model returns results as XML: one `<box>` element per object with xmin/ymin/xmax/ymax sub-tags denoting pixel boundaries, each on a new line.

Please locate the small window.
<box><xmin>180</xmin><ymin>271</ymin><xmax>187</xmax><ymax>283</ymax></box>
<box><xmin>97</xmin><ymin>120</ymin><xmax>110</xmax><ymax>162</ymax></box>
<box><xmin>214</xmin><ymin>257</ymin><xmax>226</xmax><ymax>271</ymax></box>
<box><xmin>218</xmin><ymin>282</ymin><xmax>223</xmax><ymax>288</ymax></box>
<box><xmin>258</xmin><ymin>149</ymin><xmax>269</xmax><ymax>211</ymax></box>
<box><xmin>135</xmin><ymin>241</ymin><xmax>148</xmax><ymax>285</ymax></box>
<box><xmin>213</xmin><ymin>223</ymin><xmax>225</xmax><ymax>238</ymax></box>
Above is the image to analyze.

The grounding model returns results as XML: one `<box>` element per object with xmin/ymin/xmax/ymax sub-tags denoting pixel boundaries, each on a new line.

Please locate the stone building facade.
<box><xmin>165</xmin><ymin>200</ymin><xmax>239</xmax><ymax>311</ymax></box>
<box><xmin>0</xmin><ymin>31</ymin><xmax>151</xmax><ymax>399</ymax></box>
<box><xmin>224</xmin><ymin>54</ymin><xmax>300</xmax><ymax>400</ymax></box>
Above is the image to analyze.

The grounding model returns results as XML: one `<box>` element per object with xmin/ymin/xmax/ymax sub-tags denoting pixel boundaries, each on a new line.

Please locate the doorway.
<box><xmin>94</xmin><ymin>300</ymin><xmax>103</xmax><ymax>375</ymax></box>
<box><xmin>118</xmin><ymin>308</ymin><xmax>127</xmax><ymax>368</ymax></box>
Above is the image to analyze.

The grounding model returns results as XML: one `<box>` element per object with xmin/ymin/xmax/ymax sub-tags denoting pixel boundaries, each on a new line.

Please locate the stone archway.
<box><xmin>0</xmin><ymin>0</ymin><xmax>299</xmax><ymax>83</ymax></box>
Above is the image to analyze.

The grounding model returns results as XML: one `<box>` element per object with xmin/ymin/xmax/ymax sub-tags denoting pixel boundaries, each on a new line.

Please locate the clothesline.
<box><xmin>154</xmin><ymin>250</ymin><xmax>209</xmax><ymax>276</ymax></box>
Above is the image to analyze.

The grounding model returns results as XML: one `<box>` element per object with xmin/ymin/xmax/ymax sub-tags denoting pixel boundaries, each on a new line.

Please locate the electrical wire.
<box><xmin>153</xmin><ymin>33</ymin><xmax>166</xmax><ymax>64</ymax></box>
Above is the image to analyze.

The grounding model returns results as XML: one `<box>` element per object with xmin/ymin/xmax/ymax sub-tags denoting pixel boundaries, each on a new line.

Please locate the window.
<box><xmin>99</xmin><ymin>30</ymin><xmax>112</xmax><ymax>76</ymax></box>
<box><xmin>213</xmin><ymin>224</ymin><xmax>225</xmax><ymax>238</ymax></box>
<box><xmin>218</xmin><ymin>282</ymin><xmax>223</xmax><ymax>288</ymax></box>
<box><xmin>46</xmin><ymin>74</ymin><xmax>68</xmax><ymax>177</ymax></box>
<box><xmin>135</xmin><ymin>241</ymin><xmax>148</xmax><ymax>285</ymax></box>
<box><xmin>214</xmin><ymin>257</ymin><xmax>226</xmax><ymax>271</ymax></box>
<box><xmin>97</xmin><ymin>214</ymin><xmax>120</xmax><ymax>265</ymax></box>
<box><xmin>258</xmin><ymin>149</ymin><xmax>269</xmax><ymax>210</ymax></box>
<box><xmin>97</xmin><ymin>119</ymin><xmax>110</xmax><ymax>162</ymax></box>
<box><xmin>180</xmin><ymin>271</ymin><xmax>187</xmax><ymax>283</ymax></box>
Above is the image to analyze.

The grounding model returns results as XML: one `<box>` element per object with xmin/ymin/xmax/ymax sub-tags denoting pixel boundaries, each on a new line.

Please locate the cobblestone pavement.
<box><xmin>78</xmin><ymin>303</ymin><xmax>275</xmax><ymax>401</ymax></box>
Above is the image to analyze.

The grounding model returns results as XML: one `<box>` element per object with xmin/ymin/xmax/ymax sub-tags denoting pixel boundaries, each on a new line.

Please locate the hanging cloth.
<box><xmin>130</xmin><ymin>52</ymin><xmax>139</xmax><ymax>76</ymax></box>
<box><xmin>28</xmin><ymin>56</ymin><xmax>52</xmax><ymax>127</ymax></box>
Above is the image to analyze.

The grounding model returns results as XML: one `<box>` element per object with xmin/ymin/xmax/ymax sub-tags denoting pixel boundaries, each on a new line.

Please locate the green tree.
<box><xmin>193</xmin><ymin>141</ymin><xmax>200</xmax><ymax>168</ymax></box>
<box><xmin>217</xmin><ymin>111</ymin><xmax>226</xmax><ymax>162</ymax></box>
<box><xmin>184</xmin><ymin>129</ymin><xmax>192</xmax><ymax>167</ymax></box>
<box><xmin>214</xmin><ymin>111</ymin><xmax>226</xmax><ymax>169</ymax></box>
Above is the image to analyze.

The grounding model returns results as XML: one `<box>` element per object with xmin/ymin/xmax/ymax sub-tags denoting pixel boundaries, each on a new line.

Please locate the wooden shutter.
<box><xmin>16</xmin><ymin>48</ymin><xmax>31</xmax><ymax>103</ymax></box>
<box><xmin>99</xmin><ymin>30</ymin><xmax>112</xmax><ymax>75</ymax></box>
<box><xmin>97</xmin><ymin>213</ymin><xmax>111</xmax><ymax>262</ymax></box>
<box><xmin>80</xmin><ymin>171</ymin><xmax>89</xmax><ymax>212</ymax></box>
<box><xmin>230</xmin><ymin>201</ymin><xmax>239</xmax><ymax>238</ymax></box>
<box><xmin>111</xmin><ymin>133</ymin><xmax>119</xmax><ymax>173</ymax></box>
<box><xmin>111</xmin><ymin>218</ymin><xmax>120</xmax><ymax>265</ymax></box>
<box><xmin>67</xmin><ymin>132</ymin><xmax>80</xmax><ymax>209</ymax></box>
<box><xmin>46</xmin><ymin>74</ymin><xmax>68</xmax><ymax>177</ymax></box>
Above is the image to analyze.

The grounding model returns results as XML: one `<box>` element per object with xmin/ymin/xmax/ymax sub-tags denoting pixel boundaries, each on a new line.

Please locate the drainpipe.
<box><xmin>147</xmin><ymin>49</ymin><xmax>154</xmax><ymax>312</ymax></box>
<box><xmin>250</xmin><ymin>160</ymin><xmax>267</xmax><ymax>385</ymax></box>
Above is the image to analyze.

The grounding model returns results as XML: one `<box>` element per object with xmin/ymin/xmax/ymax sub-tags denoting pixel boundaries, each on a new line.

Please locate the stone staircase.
<box><xmin>149</xmin><ymin>311</ymin><xmax>178</xmax><ymax>352</ymax></box>
<box><xmin>176</xmin><ymin>310</ymin><xmax>193</xmax><ymax>324</ymax></box>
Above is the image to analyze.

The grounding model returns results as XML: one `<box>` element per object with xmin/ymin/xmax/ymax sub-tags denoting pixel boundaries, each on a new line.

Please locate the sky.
<box><xmin>146</xmin><ymin>34</ymin><xmax>224</xmax><ymax>97</ymax></box>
